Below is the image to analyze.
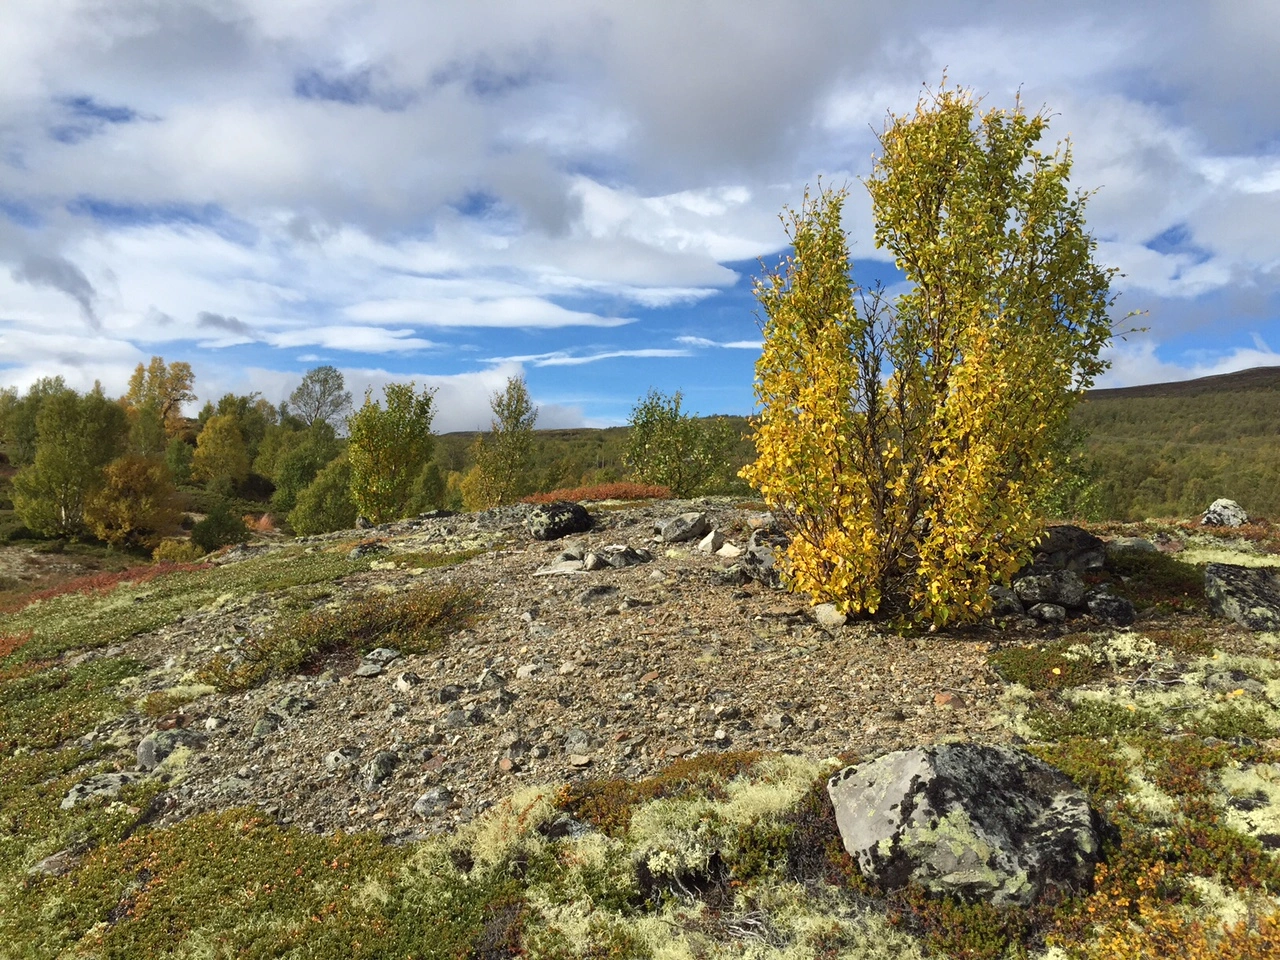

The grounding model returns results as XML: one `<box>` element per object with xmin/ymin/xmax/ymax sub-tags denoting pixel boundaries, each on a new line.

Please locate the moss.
<box><xmin>197</xmin><ymin>583</ymin><xmax>482</xmax><ymax>692</ymax></box>
<box><xmin>1027</xmin><ymin>696</ymin><xmax>1161</xmax><ymax>742</ymax></box>
<box><xmin>556</xmin><ymin>751</ymin><xmax>768</xmax><ymax>838</ymax></box>
<box><xmin>1103</xmin><ymin>549</ymin><xmax>1206</xmax><ymax>614</ymax></box>
<box><xmin>0</xmin><ymin>657</ymin><xmax>143</xmax><ymax>751</ymax></box>
<box><xmin>989</xmin><ymin>638</ymin><xmax>1105</xmax><ymax>691</ymax></box>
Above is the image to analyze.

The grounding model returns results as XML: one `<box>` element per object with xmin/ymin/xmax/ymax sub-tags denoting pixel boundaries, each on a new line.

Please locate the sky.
<box><xmin>2</xmin><ymin>1</ymin><xmax>1280</xmax><ymax>431</ymax></box>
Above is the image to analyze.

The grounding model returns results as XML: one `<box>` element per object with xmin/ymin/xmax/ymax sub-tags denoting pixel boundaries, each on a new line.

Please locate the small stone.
<box><xmin>714</xmin><ymin>728</ymin><xmax>728</xmax><ymax>741</ymax></box>
<box><xmin>716</xmin><ymin>542</ymin><xmax>744</xmax><ymax>558</ymax></box>
<box><xmin>362</xmin><ymin>751</ymin><xmax>400</xmax><ymax>790</ymax></box>
<box><xmin>1028</xmin><ymin>602</ymin><xmax>1068</xmax><ymax>623</ymax></box>
<box><xmin>697</xmin><ymin>530</ymin><xmax>726</xmax><ymax>553</ymax></box>
<box><xmin>476</xmin><ymin>668</ymin><xmax>507</xmax><ymax>691</ymax></box>
<box><xmin>567</xmin><ymin>754</ymin><xmax>592</xmax><ymax>768</ymax></box>
<box><xmin>412</xmin><ymin>786</ymin><xmax>453</xmax><ymax>817</ymax></box>
<box><xmin>576</xmin><ymin>585</ymin><xmax>619</xmax><ymax>605</ymax></box>
<box><xmin>655</xmin><ymin>512</ymin><xmax>711</xmax><ymax>543</ymax></box>
<box><xmin>583</xmin><ymin>552</ymin><xmax>609</xmax><ymax>571</ymax></box>
<box><xmin>273</xmin><ymin>693</ymin><xmax>314</xmax><ymax>717</ymax></box>
<box><xmin>558</xmin><ymin>661</ymin><xmax>579</xmax><ymax>676</ymax></box>
<box><xmin>353</xmin><ymin>662</ymin><xmax>385</xmax><ymax>678</ymax></box>
<box><xmin>393</xmin><ymin>671</ymin><xmax>423</xmax><ymax>694</ymax></box>
<box><xmin>203</xmin><ymin>716</ymin><xmax>225</xmax><ymax>732</ymax></box>
<box><xmin>324</xmin><ymin>746</ymin><xmax>362</xmax><ymax>773</ymax></box>
<box><xmin>763</xmin><ymin>712</ymin><xmax>794</xmax><ymax>730</ymax></box>
<box><xmin>498</xmin><ymin>757</ymin><xmax>518</xmax><ymax>773</ymax></box>
<box><xmin>530</xmin><ymin>744</ymin><xmax>550</xmax><ymax>760</ymax></box>
<box><xmin>437</xmin><ymin>684</ymin><xmax>463</xmax><ymax>703</ymax></box>
<box><xmin>563</xmin><ymin>728</ymin><xmax>594</xmax><ymax>754</ymax></box>
<box><xmin>640</xmin><ymin>670</ymin><xmax>660</xmax><ymax>683</ymax></box>
<box><xmin>515</xmin><ymin>664</ymin><xmax>541</xmax><ymax>680</ymax></box>
<box><xmin>811</xmin><ymin>603</ymin><xmax>847</xmax><ymax>629</ymax></box>
<box><xmin>934</xmin><ymin>692</ymin><xmax>966</xmax><ymax>710</ymax></box>
<box><xmin>252</xmin><ymin>714</ymin><xmax>282</xmax><ymax>737</ymax></box>
<box><xmin>364</xmin><ymin>647</ymin><xmax>401</xmax><ymax>665</ymax></box>
<box><xmin>533</xmin><ymin>559</ymin><xmax>588</xmax><ymax>576</ymax></box>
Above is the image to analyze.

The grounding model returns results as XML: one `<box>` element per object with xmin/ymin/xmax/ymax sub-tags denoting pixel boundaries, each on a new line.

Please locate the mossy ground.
<box><xmin>3</xmin><ymin>526</ymin><xmax>1280</xmax><ymax>957</ymax></box>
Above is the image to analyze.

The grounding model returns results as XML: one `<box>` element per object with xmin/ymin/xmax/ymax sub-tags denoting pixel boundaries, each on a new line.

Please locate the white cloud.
<box><xmin>676</xmin><ymin>335</ymin><xmax>760</xmax><ymax>350</ymax></box>
<box><xmin>485</xmin><ymin>348</ymin><xmax>691</xmax><ymax>367</ymax></box>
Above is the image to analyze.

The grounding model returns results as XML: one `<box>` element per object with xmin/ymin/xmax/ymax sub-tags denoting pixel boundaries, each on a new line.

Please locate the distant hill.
<box><xmin>1087</xmin><ymin>365</ymin><xmax>1280</xmax><ymax>400</ymax></box>
<box><xmin>1070</xmin><ymin>365</ymin><xmax>1280</xmax><ymax>520</ymax></box>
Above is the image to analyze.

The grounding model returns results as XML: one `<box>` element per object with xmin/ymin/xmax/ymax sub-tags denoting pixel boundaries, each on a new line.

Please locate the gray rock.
<box><xmin>716</xmin><ymin>542</ymin><xmax>744</xmax><ymax>559</ymax></box>
<box><xmin>324</xmin><ymin>746</ymin><xmax>362</xmax><ymax>773</ymax></box>
<box><xmin>601</xmin><ymin>545</ymin><xmax>651</xmax><ymax>568</ymax></box>
<box><xmin>582</xmin><ymin>552</ymin><xmax>609</xmax><ymax>571</ymax></box>
<box><xmin>1034</xmin><ymin>525</ymin><xmax>1106</xmax><ymax>572</ymax></box>
<box><xmin>527</xmin><ymin>502</ymin><xmax>593</xmax><ymax>541</ymax></box>
<box><xmin>362</xmin><ymin>750</ymin><xmax>400</xmax><ymax>790</ymax></box>
<box><xmin>515</xmin><ymin>663</ymin><xmax>541</xmax><ymax>680</ymax></box>
<box><xmin>393</xmin><ymin>671</ymin><xmax>422</xmax><ymax>694</ymax></box>
<box><xmin>348</xmin><ymin>541</ymin><xmax>387</xmax><ymax>560</ymax></box>
<box><xmin>811</xmin><ymin>603</ymin><xmax>847</xmax><ymax>629</ymax></box>
<box><xmin>1204</xmin><ymin>563</ymin><xmax>1280</xmax><ymax>631</ymax></box>
<box><xmin>1027</xmin><ymin>602</ymin><xmax>1068</xmax><ymax>623</ymax></box>
<box><xmin>252</xmin><ymin>713</ymin><xmax>282</xmax><ymax>737</ymax></box>
<box><xmin>1086</xmin><ymin>591</ymin><xmax>1136</xmax><ymax>626</ymax></box>
<box><xmin>826</xmin><ymin>744</ymin><xmax>1099</xmax><ymax>906</ymax></box>
<box><xmin>476</xmin><ymin>668</ymin><xmax>507</xmax><ymax>691</ymax></box>
<box><xmin>1014</xmin><ymin>570</ymin><xmax>1086</xmax><ymax>609</ymax></box>
<box><xmin>273</xmin><ymin>693</ymin><xmax>314</xmax><ymax>717</ymax></box>
<box><xmin>987</xmin><ymin>585</ymin><xmax>1025</xmax><ymax>617</ymax></box>
<box><xmin>413</xmin><ymin>786</ymin><xmax>453</xmax><ymax>817</ymax></box>
<box><xmin>763</xmin><ymin>712</ymin><xmax>794</xmax><ymax>730</ymax></box>
<box><xmin>61</xmin><ymin>772</ymin><xmax>147</xmax><ymax>810</ymax></box>
<box><xmin>437</xmin><ymin>684</ymin><xmax>463</xmax><ymax>703</ymax></box>
<box><xmin>744</xmin><ymin>527</ymin><xmax>789</xmax><ymax>588</ymax></box>
<box><xmin>655</xmin><ymin>512</ymin><xmax>711</xmax><ymax>543</ymax></box>
<box><xmin>137</xmin><ymin>729</ymin><xmax>204</xmax><ymax>771</ymax></box>
<box><xmin>1105</xmin><ymin>537</ymin><xmax>1157</xmax><ymax>555</ymax></box>
<box><xmin>697</xmin><ymin>530</ymin><xmax>727</xmax><ymax>553</ymax></box>
<box><xmin>1202</xmin><ymin>498</ymin><xmax>1249</xmax><ymax>527</ymax></box>
<box><xmin>352</xmin><ymin>661</ymin><xmax>385</xmax><ymax>678</ymax></box>
<box><xmin>533</xmin><ymin>559</ymin><xmax>587</xmax><ymax>576</ymax></box>
<box><xmin>562</xmin><ymin>728</ymin><xmax>594</xmax><ymax>754</ymax></box>
<box><xmin>29</xmin><ymin>847</ymin><xmax>83</xmax><ymax>877</ymax></box>
<box><xmin>364</xmin><ymin>647</ymin><xmax>401</xmax><ymax>665</ymax></box>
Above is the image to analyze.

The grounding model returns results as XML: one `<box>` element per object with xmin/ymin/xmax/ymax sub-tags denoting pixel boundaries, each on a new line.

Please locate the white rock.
<box><xmin>716</xmin><ymin>542</ymin><xmax>744</xmax><ymax>558</ymax></box>
<box><xmin>697</xmin><ymin>530</ymin><xmax>726</xmax><ymax>553</ymax></box>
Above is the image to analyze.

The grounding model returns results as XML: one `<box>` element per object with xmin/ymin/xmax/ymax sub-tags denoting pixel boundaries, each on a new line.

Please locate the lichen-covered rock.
<box><xmin>1105</xmin><ymin>537</ymin><xmax>1157</xmax><ymax>555</ymax></box>
<box><xmin>826</xmin><ymin>744</ymin><xmax>1099</xmax><ymax>906</ymax></box>
<box><xmin>61</xmin><ymin>772</ymin><xmax>148</xmax><ymax>810</ymax></box>
<box><xmin>1204</xmin><ymin>563</ymin><xmax>1280</xmax><ymax>631</ymax></box>
<box><xmin>137</xmin><ymin>729</ymin><xmax>204</xmax><ymax>771</ymax></box>
<box><xmin>1013</xmin><ymin>570</ymin><xmax>1086</xmax><ymax>609</ymax></box>
<box><xmin>1034</xmin><ymin>525</ymin><xmax>1106</xmax><ymax>571</ymax></box>
<box><xmin>987</xmin><ymin>585</ymin><xmax>1024</xmax><ymax>617</ymax></box>
<box><xmin>1202</xmin><ymin>498</ymin><xmax>1249</xmax><ymax>527</ymax></box>
<box><xmin>526</xmin><ymin>501</ymin><xmax>593</xmax><ymax>541</ymax></box>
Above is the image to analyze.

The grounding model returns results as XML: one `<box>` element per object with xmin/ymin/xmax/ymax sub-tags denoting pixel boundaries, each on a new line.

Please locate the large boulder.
<box><xmin>826</xmin><ymin>744</ymin><xmax>1099</xmax><ymax>906</ymax></box>
<box><xmin>526</xmin><ymin>501</ymin><xmax>593</xmax><ymax>541</ymax></box>
<box><xmin>1033</xmin><ymin>525</ymin><xmax>1106</xmax><ymax>572</ymax></box>
<box><xmin>1202</xmin><ymin>498</ymin><xmax>1249</xmax><ymax>527</ymax></box>
<box><xmin>1204</xmin><ymin>563</ymin><xmax>1280</xmax><ymax>631</ymax></box>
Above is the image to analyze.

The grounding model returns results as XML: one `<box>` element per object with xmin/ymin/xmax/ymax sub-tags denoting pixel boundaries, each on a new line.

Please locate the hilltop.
<box><xmin>4</xmin><ymin>498</ymin><xmax>1280</xmax><ymax>957</ymax></box>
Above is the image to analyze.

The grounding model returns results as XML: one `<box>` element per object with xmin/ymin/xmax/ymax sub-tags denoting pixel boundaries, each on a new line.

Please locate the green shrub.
<box><xmin>190</xmin><ymin>500</ymin><xmax>248</xmax><ymax>552</ymax></box>
<box><xmin>989</xmin><ymin>637</ymin><xmax>1103</xmax><ymax>691</ymax></box>
<box><xmin>289</xmin><ymin>454</ymin><xmax>357</xmax><ymax>535</ymax></box>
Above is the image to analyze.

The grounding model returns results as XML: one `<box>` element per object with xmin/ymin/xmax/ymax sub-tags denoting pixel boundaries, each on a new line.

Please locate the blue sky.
<box><xmin>2</xmin><ymin>1</ymin><xmax>1280</xmax><ymax>430</ymax></box>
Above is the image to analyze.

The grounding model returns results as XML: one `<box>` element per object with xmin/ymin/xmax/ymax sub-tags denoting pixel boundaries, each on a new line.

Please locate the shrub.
<box><xmin>152</xmin><ymin>538</ymin><xmax>206</xmax><ymax>563</ymax></box>
<box><xmin>624</xmin><ymin>390</ymin><xmax>737</xmax><ymax>498</ymax></box>
<box><xmin>522</xmin><ymin>482</ymin><xmax>671</xmax><ymax>504</ymax></box>
<box><xmin>740</xmin><ymin>86</ymin><xmax>1115</xmax><ymax>625</ymax></box>
<box><xmin>190</xmin><ymin>500</ymin><xmax>249</xmax><ymax>553</ymax></box>
<box><xmin>289</xmin><ymin>454</ymin><xmax>357</xmax><ymax>535</ymax></box>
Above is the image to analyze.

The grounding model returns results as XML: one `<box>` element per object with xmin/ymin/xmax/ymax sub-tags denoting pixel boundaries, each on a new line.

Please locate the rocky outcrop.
<box><xmin>827</xmin><ymin>744</ymin><xmax>1099</xmax><ymax>906</ymax></box>
<box><xmin>1202</xmin><ymin>498</ymin><xmax>1249</xmax><ymax>527</ymax></box>
<box><xmin>1204</xmin><ymin>563</ymin><xmax>1280</xmax><ymax>631</ymax></box>
<box><xmin>526</xmin><ymin>501</ymin><xmax>593</xmax><ymax>541</ymax></box>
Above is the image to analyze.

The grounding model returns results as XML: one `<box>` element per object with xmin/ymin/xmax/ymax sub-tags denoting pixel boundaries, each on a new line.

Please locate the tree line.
<box><xmin>0</xmin><ymin>361</ymin><xmax>750</xmax><ymax>558</ymax></box>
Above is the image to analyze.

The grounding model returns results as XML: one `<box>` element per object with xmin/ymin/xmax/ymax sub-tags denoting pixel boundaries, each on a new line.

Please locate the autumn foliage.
<box><xmin>742</xmin><ymin>87</ymin><xmax>1116</xmax><ymax>624</ymax></box>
